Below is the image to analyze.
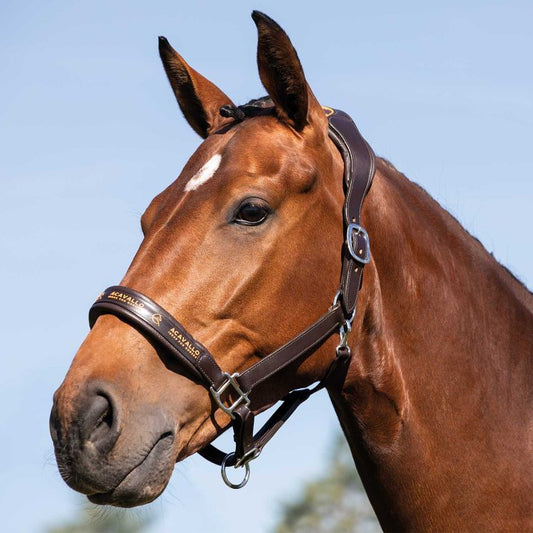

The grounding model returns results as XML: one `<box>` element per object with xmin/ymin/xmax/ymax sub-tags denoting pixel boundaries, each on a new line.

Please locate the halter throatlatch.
<box><xmin>89</xmin><ymin>108</ymin><xmax>375</xmax><ymax>488</ymax></box>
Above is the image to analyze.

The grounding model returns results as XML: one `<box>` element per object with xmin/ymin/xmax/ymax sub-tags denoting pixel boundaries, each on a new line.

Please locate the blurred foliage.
<box><xmin>46</xmin><ymin>500</ymin><xmax>154</xmax><ymax>533</ymax></box>
<box><xmin>273</xmin><ymin>434</ymin><xmax>380</xmax><ymax>533</ymax></box>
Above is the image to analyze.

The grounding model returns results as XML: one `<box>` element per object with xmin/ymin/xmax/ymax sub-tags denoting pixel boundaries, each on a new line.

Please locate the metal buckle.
<box><xmin>210</xmin><ymin>372</ymin><xmax>250</xmax><ymax>420</ymax></box>
<box><xmin>346</xmin><ymin>223</ymin><xmax>370</xmax><ymax>264</ymax></box>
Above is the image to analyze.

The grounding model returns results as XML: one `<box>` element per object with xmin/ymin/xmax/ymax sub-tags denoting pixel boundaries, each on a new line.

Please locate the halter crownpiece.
<box><xmin>89</xmin><ymin>108</ymin><xmax>375</xmax><ymax>488</ymax></box>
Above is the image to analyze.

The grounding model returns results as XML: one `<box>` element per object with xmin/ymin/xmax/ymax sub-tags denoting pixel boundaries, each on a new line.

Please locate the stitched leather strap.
<box><xmin>199</xmin><ymin>343</ymin><xmax>351</xmax><ymax>466</ymax></box>
<box><xmin>89</xmin><ymin>287</ymin><xmax>226</xmax><ymax>389</ymax></box>
<box><xmin>328</xmin><ymin>110</ymin><xmax>375</xmax><ymax>316</ymax></box>
<box><xmin>237</xmin><ymin>304</ymin><xmax>345</xmax><ymax>392</ymax></box>
<box><xmin>199</xmin><ymin>388</ymin><xmax>313</xmax><ymax>466</ymax></box>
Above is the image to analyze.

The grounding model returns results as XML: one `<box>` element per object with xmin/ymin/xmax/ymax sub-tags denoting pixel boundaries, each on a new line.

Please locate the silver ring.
<box><xmin>332</xmin><ymin>290</ymin><xmax>341</xmax><ymax>308</ymax></box>
<box><xmin>221</xmin><ymin>453</ymin><xmax>250</xmax><ymax>489</ymax></box>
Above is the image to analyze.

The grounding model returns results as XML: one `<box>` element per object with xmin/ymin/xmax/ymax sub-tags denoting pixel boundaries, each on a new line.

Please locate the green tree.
<box><xmin>274</xmin><ymin>434</ymin><xmax>380</xmax><ymax>533</ymax></box>
<box><xmin>46</xmin><ymin>500</ymin><xmax>154</xmax><ymax>533</ymax></box>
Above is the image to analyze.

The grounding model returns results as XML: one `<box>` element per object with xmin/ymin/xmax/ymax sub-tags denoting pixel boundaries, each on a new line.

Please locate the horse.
<box><xmin>50</xmin><ymin>11</ymin><xmax>533</xmax><ymax>531</ymax></box>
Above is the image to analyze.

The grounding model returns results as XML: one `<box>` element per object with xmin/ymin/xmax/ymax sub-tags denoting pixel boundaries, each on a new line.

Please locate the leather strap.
<box><xmin>328</xmin><ymin>110</ymin><xmax>375</xmax><ymax>316</ymax></box>
<box><xmin>199</xmin><ymin>343</ymin><xmax>351</xmax><ymax>467</ymax></box>
<box><xmin>237</xmin><ymin>304</ymin><xmax>345</xmax><ymax>392</ymax></box>
<box><xmin>88</xmin><ymin>107</ymin><xmax>375</xmax><ymax>474</ymax></box>
<box><xmin>89</xmin><ymin>287</ymin><xmax>226</xmax><ymax>389</ymax></box>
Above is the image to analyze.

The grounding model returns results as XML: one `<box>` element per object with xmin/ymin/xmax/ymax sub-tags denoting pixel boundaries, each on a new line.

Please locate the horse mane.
<box><xmin>219</xmin><ymin>96</ymin><xmax>275</xmax><ymax>122</ymax></box>
<box><xmin>375</xmin><ymin>157</ymin><xmax>532</xmax><ymax>297</ymax></box>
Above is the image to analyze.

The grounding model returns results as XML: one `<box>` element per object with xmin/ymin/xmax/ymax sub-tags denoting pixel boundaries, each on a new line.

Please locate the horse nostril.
<box><xmin>81</xmin><ymin>389</ymin><xmax>120</xmax><ymax>454</ymax></box>
<box><xmin>49</xmin><ymin>402</ymin><xmax>61</xmax><ymax>445</ymax></box>
<box><xmin>89</xmin><ymin>396</ymin><xmax>112</xmax><ymax>441</ymax></box>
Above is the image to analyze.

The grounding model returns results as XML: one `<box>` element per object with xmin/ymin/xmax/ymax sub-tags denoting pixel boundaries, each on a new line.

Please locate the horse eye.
<box><xmin>234</xmin><ymin>201</ymin><xmax>270</xmax><ymax>226</ymax></box>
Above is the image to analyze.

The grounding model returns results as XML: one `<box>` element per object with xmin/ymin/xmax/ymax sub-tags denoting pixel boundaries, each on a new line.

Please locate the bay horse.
<box><xmin>50</xmin><ymin>11</ymin><xmax>532</xmax><ymax>531</ymax></box>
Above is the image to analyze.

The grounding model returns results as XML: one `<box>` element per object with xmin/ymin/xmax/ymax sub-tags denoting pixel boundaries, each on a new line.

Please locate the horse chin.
<box><xmin>87</xmin><ymin>433</ymin><xmax>175</xmax><ymax>508</ymax></box>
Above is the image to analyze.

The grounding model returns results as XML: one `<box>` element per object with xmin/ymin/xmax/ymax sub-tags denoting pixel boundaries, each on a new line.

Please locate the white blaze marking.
<box><xmin>184</xmin><ymin>154</ymin><xmax>222</xmax><ymax>192</ymax></box>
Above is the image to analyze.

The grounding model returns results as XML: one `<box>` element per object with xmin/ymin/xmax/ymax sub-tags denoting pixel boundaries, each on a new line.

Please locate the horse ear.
<box><xmin>251</xmin><ymin>11</ymin><xmax>326</xmax><ymax>133</ymax></box>
<box><xmin>158</xmin><ymin>36</ymin><xmax>234</xmax><ymax>138</ymax></box>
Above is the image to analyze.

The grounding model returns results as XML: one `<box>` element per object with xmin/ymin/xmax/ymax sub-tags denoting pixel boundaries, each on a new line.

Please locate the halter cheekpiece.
<box><xmin>89</xmin><ymin>108</ymin><xmax>375</xmax><ymax>488</ymax></box>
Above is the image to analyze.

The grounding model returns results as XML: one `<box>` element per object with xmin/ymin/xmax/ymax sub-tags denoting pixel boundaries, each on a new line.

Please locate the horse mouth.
<box><xmin>88</xmin><ymin>432</ymin><xmax>175</xmax><ymax>507</ymax></box>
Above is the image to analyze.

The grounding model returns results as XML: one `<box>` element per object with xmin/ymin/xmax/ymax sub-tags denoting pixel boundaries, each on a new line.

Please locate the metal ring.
<box><xmin>221</xmin><ymin>453</ymin><xmax>250</xmax><ymax>489</ymax></box>
<box><xmin>332</xmin><ymin>290</ymin><xmax>342</xmax><ymax>308</ymax></box>
<box><xmin>332</xmin><ymin>292</ymin><xmax>356</xmax><ymax>327</ymax></box>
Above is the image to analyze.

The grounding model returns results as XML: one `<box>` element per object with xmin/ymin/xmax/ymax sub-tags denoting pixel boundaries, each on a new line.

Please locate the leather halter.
<box><xmin>88</xmin><ymin>108</ymin><xmax>375</xmax><ymax>488</ymax></box>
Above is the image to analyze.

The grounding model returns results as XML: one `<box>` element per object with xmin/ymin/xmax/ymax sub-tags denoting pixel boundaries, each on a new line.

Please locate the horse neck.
<box><xmin>329</xmin><ymin>159</ymin><xmax>533</xmax><ymax>530</ymax></box>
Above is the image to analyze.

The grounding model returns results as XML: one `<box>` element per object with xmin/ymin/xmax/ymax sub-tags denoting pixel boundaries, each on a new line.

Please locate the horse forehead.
<box><xmin>182</xmin><ymin>124</ymin><xmax>298</xmax><ymax>188</ymax></box>
<box><xmin>222</xmin><ymin>122</ymin><xmax>304</xmax><ymax>174</ymax></box>
<box><xmin>184</xmin><ymin>153</ymin><xmax>222</xmax><ymax>192</ymax></box>
<box><xmin>179</xmin><ymin>134</ymin><xmax>229</xmax><ymax>186</ymax></box>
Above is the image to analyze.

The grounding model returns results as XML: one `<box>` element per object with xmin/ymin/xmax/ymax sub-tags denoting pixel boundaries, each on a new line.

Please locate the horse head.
<box><xmin>50</xmin><ymin>12</ymin><xmax>347</xmax><ymax>507</ymax></box>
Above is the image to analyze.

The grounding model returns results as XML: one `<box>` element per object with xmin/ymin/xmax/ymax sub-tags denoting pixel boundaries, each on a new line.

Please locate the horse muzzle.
<box><xmin>50</xmin><ymin>379</ymin><xmax>176</xmax><ymax>507</ymax></box>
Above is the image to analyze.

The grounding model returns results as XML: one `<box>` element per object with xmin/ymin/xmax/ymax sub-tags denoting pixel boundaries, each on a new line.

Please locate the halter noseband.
<box><xmin>88</xmin><ymin>108</ymin><xmax>375</xmax><ymax>488</ymax></box>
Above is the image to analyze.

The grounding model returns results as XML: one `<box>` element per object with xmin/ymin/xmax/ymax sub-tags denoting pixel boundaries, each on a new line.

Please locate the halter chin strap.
<box><xmin>88</xmin><ymin>108</ymin><xmax>375</xmax><ymax>488</ymax></box>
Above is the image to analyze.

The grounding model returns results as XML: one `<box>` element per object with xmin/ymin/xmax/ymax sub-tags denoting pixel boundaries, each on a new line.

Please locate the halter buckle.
<box><xmin>346</xmin><ymin>223</ymin><xmax>370</xmax><ymax>264</ymax></box>
<box><xmin>210</xmin><ymin>372</ymin><xmax>250</xmax><ymax>420</ymax></box>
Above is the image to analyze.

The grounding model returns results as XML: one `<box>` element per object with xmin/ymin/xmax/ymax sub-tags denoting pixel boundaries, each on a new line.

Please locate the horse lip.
<box><xmin>88</xmin><ymin>431</ymin><xmax>175</xmax><ymax>507</ymax></box>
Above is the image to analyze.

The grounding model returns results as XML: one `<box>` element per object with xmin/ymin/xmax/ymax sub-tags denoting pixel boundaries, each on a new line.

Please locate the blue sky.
<box><xmin>0</xmin><ymin>1</ymin><xmax>531</xmax><ymax>532</ymax></box>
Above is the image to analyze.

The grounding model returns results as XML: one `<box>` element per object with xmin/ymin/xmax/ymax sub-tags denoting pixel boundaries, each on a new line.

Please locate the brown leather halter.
<box><xmin>89</xmin><ymin>108</ymin><xmax>375</xmax><ymax>488</ymax></box>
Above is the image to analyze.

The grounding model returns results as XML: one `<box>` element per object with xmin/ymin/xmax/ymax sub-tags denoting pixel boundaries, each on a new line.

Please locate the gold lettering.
<box><xmin>108</xmin><ymin>291</ymin><xmax>145</xmax><ymax>309</ymax></box>
<box><xmin>168</xmin><ymin>327</ymin><xmax>201</xmax><ymax>358</ymax></box>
